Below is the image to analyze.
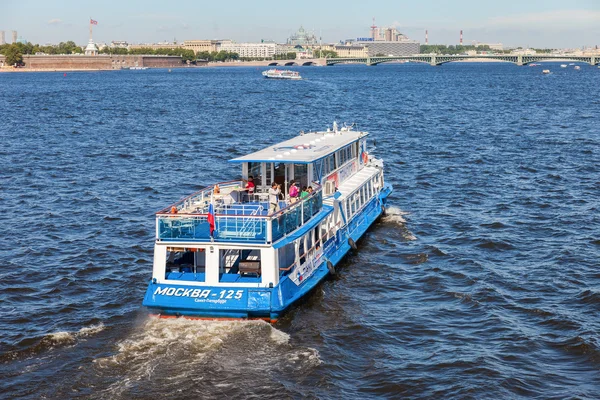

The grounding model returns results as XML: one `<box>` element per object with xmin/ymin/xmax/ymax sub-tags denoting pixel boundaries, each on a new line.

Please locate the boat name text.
<box><xmin>153</xmin><ymin>287</ymin><xmax>243</xmax><ymax>300</ymax></box>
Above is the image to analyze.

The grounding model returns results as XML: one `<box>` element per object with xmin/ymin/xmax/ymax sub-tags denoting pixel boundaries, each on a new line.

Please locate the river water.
<box><xmin>1</xmin><ymin>63</ymin><xmax>599</xmax><ymax>399</ymax></box>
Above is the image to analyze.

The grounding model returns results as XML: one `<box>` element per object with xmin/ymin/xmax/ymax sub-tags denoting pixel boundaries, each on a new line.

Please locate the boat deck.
<box><xmin>156</xmin><ymin>182</ymin><xmax>324</xmax><ymax>244</ymax></box>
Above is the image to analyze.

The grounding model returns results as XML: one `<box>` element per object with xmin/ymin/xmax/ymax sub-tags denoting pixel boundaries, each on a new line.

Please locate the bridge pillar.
<box><xmin>430</xmin><ymin>55</ymin><xmax>437</xmax><ymax>66</ymax></box>
<box><xmin>591</xmin><ymin>56</ymin><xmax>596</xmax><ymax>66</ymax></box>
<box><xmin>517</xmin><ymin>55</ymin><xmax>523</xmax><ymax>66</ymax></box>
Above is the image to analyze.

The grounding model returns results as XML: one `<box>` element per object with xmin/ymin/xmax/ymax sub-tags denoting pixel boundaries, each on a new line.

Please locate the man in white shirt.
<box><xmin>269</xmin><ymin>182</ymin><xmax>281</xmax><ymax>213</ymax></box>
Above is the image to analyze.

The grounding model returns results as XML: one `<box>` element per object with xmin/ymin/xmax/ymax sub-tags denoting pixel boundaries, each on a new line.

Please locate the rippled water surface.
<box><xmin>1</xmin><ymin>63</ymin><xmax>599</xmax><ymax>399</ymax></box>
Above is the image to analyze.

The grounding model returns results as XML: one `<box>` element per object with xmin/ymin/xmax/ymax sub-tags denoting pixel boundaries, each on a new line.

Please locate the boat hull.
<box><xmin>143</xmin><ymin>184</ymin><xmax>392</xmax><ymax>322</ymax></box>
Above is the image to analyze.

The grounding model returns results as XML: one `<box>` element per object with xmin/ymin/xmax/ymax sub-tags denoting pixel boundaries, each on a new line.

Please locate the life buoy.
<box><xmin>170</xmin><ymin>206</ymin><xmax>178</xmax><ymax>214</ymax></box>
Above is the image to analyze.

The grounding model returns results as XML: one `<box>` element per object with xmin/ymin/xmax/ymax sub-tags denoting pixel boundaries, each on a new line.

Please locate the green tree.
<box><xmin>4</xmin><ymin>44</ymin><xmax>24</xmax><ymax>66</ymax></box>
<box><xmin>313</xmin><ymin>49</ymin><xmax>338</xmax><ymax>58</ymax></box>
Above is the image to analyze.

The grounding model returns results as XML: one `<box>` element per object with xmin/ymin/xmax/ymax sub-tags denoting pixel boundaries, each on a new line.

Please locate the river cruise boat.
<box><xmin>262</xmin><ymin>69</ymin><xmax>302</xmax><ymax>80</ymax></box>
<box><xmin>142</xmin><ymin>123</ymin><xmax>393</xmax><ymax>322</ymax></box>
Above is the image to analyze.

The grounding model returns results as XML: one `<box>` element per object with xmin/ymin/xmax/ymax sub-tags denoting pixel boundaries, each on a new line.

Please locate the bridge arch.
<box><xmin>302</xmin><ymin>61</ymin><xmax>315</xmax><ymax>66</ymax></box>
<box><xmin>268</xmin><ymin>62</ymin><xmax>279</xmax><ymax>66</ymax></box>
<box><xmin>523</xmin><ymin>57</ymin><xmax>593</xmax><ymax>65</ymax></box>
<box><xmin>284</xmin><ymin>62</ymin><xmax>298</xmax><ymax>66</ymax></box>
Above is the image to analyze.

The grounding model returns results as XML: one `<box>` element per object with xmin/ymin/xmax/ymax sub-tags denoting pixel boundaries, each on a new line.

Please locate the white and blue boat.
<box><xmin>142</xmin><ymin>123</ymin><xmax>393</xmax><ymax>322</ymax></box>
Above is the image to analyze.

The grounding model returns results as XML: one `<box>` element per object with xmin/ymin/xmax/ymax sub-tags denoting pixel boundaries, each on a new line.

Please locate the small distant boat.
<box><xmin>569</xmin><ymin>63</ymin><xmax>575</xmax><ymax>66</ymax></box>
<box><xmin>529</xmin><ymin>63</ymin><xmax>540</xmax><ymax>67</ymax></box>
<box><xmin>560</xmin><ymin>64</ymin><xmax>567</xmax><ymax>68</ymax></box>
<box><xmin>574</xmin><ymin>66</ymin><xmax>581</xmax><ymax>70</ymax></box>
<box><xmin>542</xmin><ymin>69</ymin><xmax>551</xmax><ymax>74</ymax></box>
<box><xmin>262</xmin><ymin>69</ymin><xmax>302</xmax><ymax>80</ymax></box>
<box><xmin>129</xmin><ymin>66</ymin><xmax>148</xmax><ymax>70</ymax></box>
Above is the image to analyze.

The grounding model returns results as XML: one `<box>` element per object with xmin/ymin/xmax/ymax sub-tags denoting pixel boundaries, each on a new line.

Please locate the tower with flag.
<box><xmin>85</xmin><ymin>17</ymin><xmax>98</xmax><ymax>56</ymax></box>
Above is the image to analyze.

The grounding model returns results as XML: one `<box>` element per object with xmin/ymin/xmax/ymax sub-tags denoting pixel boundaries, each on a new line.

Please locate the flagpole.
<box><xmin>89</xmin><ymin>17</ymin><xmax>92</xmax><ymax>42</ymax></box>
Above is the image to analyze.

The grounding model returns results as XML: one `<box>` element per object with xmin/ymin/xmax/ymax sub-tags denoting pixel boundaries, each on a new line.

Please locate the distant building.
<box><xmin>129</xmin><ymin>43</ymin><xmax>183</xmax><ymax>51</ymax></box>
<box><xmin>183</xmin><ymin>40</ymin><xmax>226</xmax><ymax>54</ymax></box>
<box><xmin>0</xmin><ymin>31</ymin><xmax>5</xmax><ymax>45</ymax></box>
<box><xmin>275</xmin><ymin>44</ymin><xmax>298</xmax><ymax>56</ymax></box>
<box><xmin>287</xmin><ymin>26</ymin><xmax>318</xmax><ymax>46</ymax></box>
<box><xmin>369</xmin><ymin>26</ymin><xmax>407</xmax><ymax>42</ymax></box>
<box><xmin>110</xmin><ymin>41</ymin><xmax>129</xmax><ymax>48</ymax></box>
<box><xmin>12</xmin><ymin>30</ymin><xmax>17</xmax><ymax>43</ymax></box>
<box><xmin>219</xmin><ymin>42</ymin><xmax>276</xmax><ymax>58</ymax></box>
<box><xmin>334</xmin><ymin>45</ymin><xmax>368</xmax><ymax>58</ymax></box>
<box><xmin>511</xmin><ymin>48</ymin><xmax>536</xmax><ymax>55</ymax></box>
<box><xmin>355</xmin><ymin>40</ymin><xmax>420</xmax><ymax>56</ymax></box>
<box><xmin>473</xmin><ymin>42</ymin><xmax>504</xmax><ymax>51</ymax></box>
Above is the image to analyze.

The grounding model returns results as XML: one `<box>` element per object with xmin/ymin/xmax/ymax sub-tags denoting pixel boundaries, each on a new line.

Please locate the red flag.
<box><xmin>90</xmin><ymin>19</ymin><xmax>98</xmax><ymax>25</ymax></box>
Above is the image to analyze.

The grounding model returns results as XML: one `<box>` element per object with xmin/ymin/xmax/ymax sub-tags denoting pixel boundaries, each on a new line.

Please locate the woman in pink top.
<box><xmin>289</xmin><ymin>180</ymin><xmax>299</xmax><ymax>203</ymax></box>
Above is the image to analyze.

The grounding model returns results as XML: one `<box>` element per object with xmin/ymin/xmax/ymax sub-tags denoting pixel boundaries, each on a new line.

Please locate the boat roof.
<box><xmin>229</xmin><ymin>128</ymin><xmax>368</xmax><ymax>164</ymax></box>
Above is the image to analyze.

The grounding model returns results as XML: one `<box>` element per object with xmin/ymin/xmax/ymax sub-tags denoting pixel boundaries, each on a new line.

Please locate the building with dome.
<box><xmin>286</xmin><ymin>26</ymin><xmax>318</xmax><ymax>46</ymax></box>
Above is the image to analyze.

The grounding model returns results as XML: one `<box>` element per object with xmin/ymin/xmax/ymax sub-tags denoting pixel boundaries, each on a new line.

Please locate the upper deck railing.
<box><xmin>156</xmin><ymin>181</ymin><xmax>323</xmax><ymax>244</ymax></box>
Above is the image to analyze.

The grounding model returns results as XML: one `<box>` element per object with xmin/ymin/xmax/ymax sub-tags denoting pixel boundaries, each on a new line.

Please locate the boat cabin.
<box><xmin>150</xmin><ymin>125</ymin><xmax>383</xmax><ymax>291</ymax></box>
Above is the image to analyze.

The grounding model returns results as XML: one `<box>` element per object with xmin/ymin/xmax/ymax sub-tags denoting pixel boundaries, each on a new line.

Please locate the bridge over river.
<box><xmin>326</xmin><ymin>54</ymin><xmax>600</xmax><ymax>66</ymax></box>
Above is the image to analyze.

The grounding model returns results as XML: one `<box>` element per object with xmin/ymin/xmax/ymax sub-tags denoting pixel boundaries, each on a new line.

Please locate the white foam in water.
<box><xmin>381</xmin><ymin>206</ymin><xmax>417</xmax><ymax>241</ymax></box>
<box><xmin>95</xmin><ymin>317</ymin><xmax>321</xmax><ymax>398</ymax></box>
<box><xmin>382</xmin><ymin>205</ymin><xmax>409</xmax><ymax>224</ymax></box>
<box><xmin>77</xmin><ymin>323</ymin><xmax>105</xmax><ymax>337</ymax></box>
<box><xmin>45</xmin><ymin>331</ymin><xmax>76</xmax><ymax>345</ymax></box>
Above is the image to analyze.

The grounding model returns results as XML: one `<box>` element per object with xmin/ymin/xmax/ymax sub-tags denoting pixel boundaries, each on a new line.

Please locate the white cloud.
<box><xmin>487</xmin><ymin>9</ymin><xmax>600</xmax><ymax>28</ymax></box>
<box><xmin>48</xmin><ymin>19</ymin><xmax>62</xmax><ymax>25</ymax></box>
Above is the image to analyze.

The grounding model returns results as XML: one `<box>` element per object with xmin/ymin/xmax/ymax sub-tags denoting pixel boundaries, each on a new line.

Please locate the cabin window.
<box><xmin>294</xmin><ymin>163</ymin><xmax>308</xmax><ymax>188</ymax></box>
<box><xmin>306</xmin><ymin>230</ymin><xmax>313</xmax><ymax>251</ymax></box>
<box><xmin>298</xmin><ymin>238</ymin><xmax>306</xmax><ymax>265</ymax></box>
<box><xmin>278</xmin><ymin>242</ymin><xmax>296</xmax><ymax>274</ymax></box>
<box><xmin>323</xmin><ymin>155</ymin><xmax>335</xmax><ymax>176</ymax></box>
<box><xmin>314</xmin><ymin>226</ymin><xmax>321</xmax><ymax>247</ymax></box>
<box><xmin>319</xmin><ymin>221</ymin><xmax>328</xmax><ymax>242</ymax></box>
<box><xmin>165</xmin><ymin>247</ymin><xmax>206</xmax><ymax>282</ymax></box>
<box><xmin>273</xmin><ymin>163</ymin><xmax>286</xmax><ymax>187</ymax></box>
<box><xmin>248</xmin><ymin>162</ymin><xmax>262</xmax><ymax>187</ymax></box>
<box><xmin>218</xmin><ymin>248</ymin><xmax>262</xmax><ymax>283</ymax></box>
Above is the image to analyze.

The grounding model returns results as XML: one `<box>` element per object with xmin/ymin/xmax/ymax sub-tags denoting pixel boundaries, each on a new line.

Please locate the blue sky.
<box><xmin>1</xmin><ymin>0</ymin><xmax>599</xmax><ymax>48</ymax></box>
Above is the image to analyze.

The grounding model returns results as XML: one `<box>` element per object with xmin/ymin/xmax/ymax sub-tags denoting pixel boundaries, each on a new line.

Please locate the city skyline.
<box><xmin>1</xmin><ymin>0</ymin><xmax>599</xmax><ymax>48</ymax></box>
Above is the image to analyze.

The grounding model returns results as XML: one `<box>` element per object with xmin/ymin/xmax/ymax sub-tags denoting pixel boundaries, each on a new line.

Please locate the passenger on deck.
<box><xmin>243</xmin><ymin>176</ymin><xmax>255</xmax><ymax>202</ymax></box>
<box><xmin>300</xmin><ymin>186</ymin><xmax>309</xmax><ymax>199</ymax></box>
<box><xmin>289</xmin><ymin>180</ymin><xmax>299</xmax><ymax>203</ymax></box>
<box><xmin>308</xmin><ymin>186</ymin><xmax>314</xmax><ymax>194</ymax></box>
<box><xmin>269</xmin><ymin>182</ymin><xmax>281</xmax><ymax>213</ymax></box>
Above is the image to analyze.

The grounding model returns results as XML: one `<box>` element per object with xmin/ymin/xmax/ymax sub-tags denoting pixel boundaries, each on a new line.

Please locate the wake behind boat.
<box><xmin>262</xmin><ymin>69</ymin><xmax>302</xmax><ymax>80</ymax></box>
<box><xmin>142</xmin><ymin>123</ymin><xmax>393</xmax><ymax>322</ymax></box>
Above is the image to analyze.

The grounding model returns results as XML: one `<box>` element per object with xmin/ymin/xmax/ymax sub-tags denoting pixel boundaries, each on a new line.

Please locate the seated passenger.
<box><xmin>300</xmin><ymin>186</ymin><xmax>309</xmax><ymax>199</ymax></box>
